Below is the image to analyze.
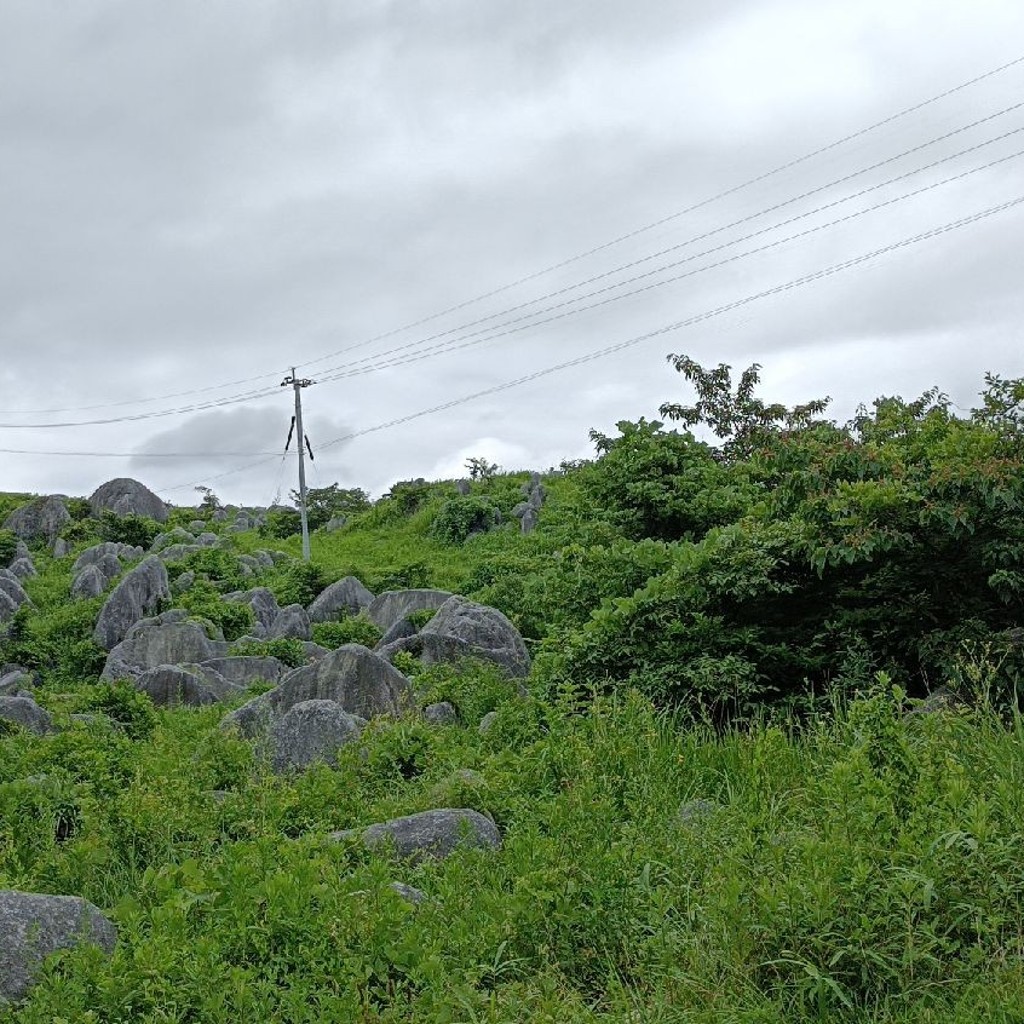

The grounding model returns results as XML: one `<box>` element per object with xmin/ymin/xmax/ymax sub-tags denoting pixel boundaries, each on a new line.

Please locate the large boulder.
<box><xmin>197</xmin><ymin>656</ymin><xmax>288</xmax><ymax>689</ymax></box>
<box><xmin>0</xmin><ymin>571</ymin><xmax>31</xmax><ymax>612</ymax></box>
<box><xmin>8</xmin><ymin>558</ymin><xmax>36</xmax><ymax>580</ymax></box>
<box><xmin>308</xmin><ymin>576</ymin><xmax>375</xmax><ymax>623</ymax></box>
<box><xmin>150</xmin><ymin>528</ymin><xmax>196</xmax><ymax>553</ymax></box>
<box><xmin>366</xmin><ymin>589</ymin><xmax>453</xmax><ymax>633</ymax></box>
<box><xmin>0</xmin><ymin>696</ymin><xmax>54</xmax><ymax>735</ymax></box>
<box><xmin>221</xmin><ymin>644</ymin><xmax>411</xmax><ymax>741</ymax></box>
<box><xmin>93</xmin><ymin>556</ymin><xmax>170</xmax><ymax>650</ymax></box>
<box><xmin>268</xmin><ymin>604</ymin><xmax>312</xmax><ymax>641</ymax></box>
<box><xmin>226</xmin><ymin>588</ymin><xmax>279</xmax><ymax>632</ymax></box>
<box><xmin>70</xmin><ymin>565</ymin><xmax>107</xmax><ymax>600</ymax></box>
<box><xmin>379</xmin><ymin>596</ymin><xmax>530</xmax><ymax>677</ymax></box>
<box><xmin>72</xmin><ymin>542</ymin><xmax>138</xmax><ymax>575</ymax></box>
<box><xmin>0</xmin><ymin>890</ymin><xmax>117</xmax><ymax>1004</ymax></box>
<box><xmin>3</xmin><ymin>496</ymin><xmax>70</xmax><ymax>545</ymax></box>
<box><xmin>331</xmin><ymin>809</ymin><xmax>501</xmax><ymax>862</ymax></box>
<box><xmin>0</xmin><ymin>589</ymin><xmax>19</xmax><ymax>628</ymax></box>
<box><xmin>101</xmin><ymin>614</ymin><xmax>228</xmax><ymax>681</ymax></box>
<box><xmin>134</xmin><ymin>665</ymin><xmax>242</xmax><ymax>707</ymax></box>
<box><xmin>88</xmin><ymin>478</ymin><xmax>168</xmax><ymax>523</ymax></box>
<box><xmin>267</xmin><ymin>700</ymin><xmax>366</xmax><ymax>773</ymax></box>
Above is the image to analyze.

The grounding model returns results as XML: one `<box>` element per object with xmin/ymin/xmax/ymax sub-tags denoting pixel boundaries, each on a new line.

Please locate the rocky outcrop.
<box><xmin>331</xmin><ymin>809</ymin><xmax>501</xmax><ymax>862</ymax></box>
<box><xmin>221</xmin><ymin>644</ymin><xmax>411</xmax><ymax>742</ymax></box>
<box><xmin>88</xmin><ymin>478</ymin><xmax>168</xmax><ymax>522</ymax></box>
<box><xmin>226</xmin><ymin>588</ymin><xmax>280</xmax><ymax>632</ymax></box>
<box><xmin>0</xmin><ymin>696</ymin><xmax>54</xmax><ymax>735</ymax></box>
<box><xmin>70</xmin><ymin>564</ymin><xmax>107</xmax><ymax>600</ymax></box>
<box><xmin>150</xmin><ymin>528</ymin><xmax>196</xmax><ymax>553</ymax></box>
<box><xmin>423</xmin><ymin>701</ymin><xmax>458</xmax><ymax>725</ymax></box>
<box><xmin>0</xmin><ymin>890</ymin><xmax>117</xmax><ymax>1004</ymax></box>
<box><xmin>72</xmin><ymin>542</ymin><xmax>139</xmax><ymax>575</ymax></box>
<box><xmin>3</xmin><ymin>496</ymin><xmax>70</xmax><ymax>545</ymax></box>
<box><xmin>366</xmin><ymin>589</ymin><xmax>453</xmax><ymax>633</ymax></box>
<box><xmin>267</xmin><ymin>700</ymin><xmax>366</xmax><ymax>773</ymax></box>
<box><xmin>378</xmin><ymin>596</ymin><xmax>530</xmax><ymax>677</ymax></box>
<box><xmin>93</xmin><ymin>556</ymin><xmax>170</xmax><ymax>650</ymax></box>
<box><xmin>268</xmin><ymin>604</ymin><xmax>311</xmax><ymax>641</ymax></box>
<box><xmin>0</xmin><ymin>571</ymin><xmax>31</xmax><ymax>613</ymax></box>
<box><xmin>308</xmin><ymin>576</ymin><xmax>375</xmax><ymax>622</ymax></box>
<box><xmin>198</xmin><ymin>656</ymin><xmax>288</xmax><ymax>689</ymax></box>
<box><xmin>101</xmin><ymin>613</ymin><xmax>228</xmax><ymax>681</ymax></box>
<box><xmin>134</xmin><ymin>665</ymin><xmax>243</xmax><ymax>707</ymax></box>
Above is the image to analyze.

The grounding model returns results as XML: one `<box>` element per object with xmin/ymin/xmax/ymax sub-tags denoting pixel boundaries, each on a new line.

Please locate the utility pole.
<box><xmin>281</xmin><ymin>368</ymin><xmax>315</xmax><ymax>561</ymax></box>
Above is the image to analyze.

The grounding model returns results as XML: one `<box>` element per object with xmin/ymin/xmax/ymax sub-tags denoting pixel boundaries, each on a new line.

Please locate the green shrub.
<box><xmin>367</xmin><ymin>562</ymin><xmax>431</xmax><ymax>591</ymax></box>
<box><xmin>0</xmin><ymin>528</ymin><xmax>17</xmax><ymax>566</ymax></box>
<box><xmin>97</xmin><ymin>510</ymin><xmax>161</xmax><ymax>549</ymax></box>
<box><xmin>429</xmin><ymin>496</ymin><xmax>500</xmax><ymax>545</ymax></box>
<box><xmin>87</xmin><ymin>680</ymin><xmax>157</xmax><ymax>740</ymax></box>
<box><xmin>261</xmin><ymin>506</ymin><xmax>302</xmax><ymax>538</ymax></box>
<box><xmin>172</xmin><ymin>547</ymin><xmax>248</xmax><ymax>592</ymax></box>
<box><xmin>65</xmin><ymin>497</ymin><xmax>93</xmax><ymax>521</ymax></box>
<box><xmin>176</xmin><ymin>582</ymin><xmax>254</xmax><ymax>641</ymax></box>
<box><xmin>267</xmin><ymin>560</ymin><xmax>329</xmax><ymax>607</ymax></box>
<box><xmin>311</xmin><ymin>617</ymin><xmax>381</xmax><ymax>650</ymax></box>
<box><xmin>3</xmin><ymin>599</ymin><xmax>107</xmax><ymax>686</ymax></box>
<box><xmin>230</xmin><ymin>637</ymin><xmax>307</xmax><ymax>668</ymax></box>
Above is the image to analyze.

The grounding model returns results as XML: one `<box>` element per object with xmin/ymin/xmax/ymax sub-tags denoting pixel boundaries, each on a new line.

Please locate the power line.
<box><xmin>296</xmin><ymin>53</ymin><xmax>1024</xmax><ymax>373</ymax></box>
<box><xmin>307</xmin><ymin>107</ymin><xmax>1024</xmax><ymax>381</ymax></box>
<box><xmin>310</xmin><ymin>147</ymin><xmax>1024</xmax><ymax>384</ymax></box>
<box><xmin>0</xmin><ymin>447</ymin><xmax>283</xmax><ymax>458</ymax></box>
<box><xmin>162</xmin><ymin>191</ymin><xmax>1024</xmax><ymax>493</ymax></box>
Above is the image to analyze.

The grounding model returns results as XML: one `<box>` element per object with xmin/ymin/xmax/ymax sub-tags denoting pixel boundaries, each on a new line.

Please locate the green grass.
<box><xmin>4</xmin><ymin>475</ymin><xmax>1024</xmax><ymax>1020</ymax></box>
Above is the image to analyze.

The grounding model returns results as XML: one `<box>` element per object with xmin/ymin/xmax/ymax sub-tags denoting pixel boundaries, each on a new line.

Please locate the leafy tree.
<box><xmin>0</xmin><ymin>528</ymin><xmax>18</xmax><ymax>567</ymax></box>
<box><xmin>97</xmin><ymin>510</ymin><xmax>161</xmax><ymax>550</ymax></box>
<box><xmin>465</xmin><ymin>457</ymin><xmax>499</xmax><ymax>482</ymax></box>
<box><xmin>659</xmin><ymin>354</ymin><xmax>831</xmax><ymax>460</ymax></box>
<box><xmin>290</xmin><ymin>483</ymin><xmax>371</xmax><ymax>530</ymax></box>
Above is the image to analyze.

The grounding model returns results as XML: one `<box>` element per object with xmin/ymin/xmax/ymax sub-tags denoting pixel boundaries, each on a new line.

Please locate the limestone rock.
<box><xmin>367</xmin><ymin>589</ymin><xmax>453</xmax><ymax>633</ymax></box>
<box><xmin>93</xmin><ymin>556</ymin><xmax>171</xmax><ymax>650</ymax></box>
<box><xmin>101</xmin><ymin>616</ymin><xmax>228</xmax><ymax>681</ymax></box>
<box><xmin>332</xmin><ymin>808</ymin><xmax>501</xmax><ymax>862</ymax></box>
<box><xmin>308</xmin><ymin>576</ymin><xmax>375</xmax><ymax>623</ymax></box>
<box><xmin>151</xmin><ymin>528</ymin><xmax>196</xmax><ymax>553</ymax></box>
<box><xmin>221</xmin><ymin>644</ymin><xmax>411</xmax><ymax>740</ymax></box>
<box><xmin>198</xmin><ymin>656</ymin><xmax>288</xmax><ymax>689</ymax></box>
<box><xmin>72</xmin><ymin>542</ymin><xmax>132</xmax><ymax>574</ymax></box>
<box><xmin>70</xmin><ymin>565</ymin><xmax>107</xmax><ymax>600</ymax></box>
<box><xmin>0</xmin><ymin>890</ymin><xmax>117</xmax><ymax>1004</ymax></box>
<box><xmin>134</xmin><ymin>665</ymin><xmax>242</xmax><ymax>707</ymax></box>
<box><xmin>2</xmin><ymin>496</ymin><xmax>70</xmax><ymax>544</ymax></box>
<box><xmin>88</xmin><ymin>478</ymin><xmax>168</xmax><ymax>522</ymax></box>
<box><xmin>379</xmin><ymin>596</ymin><xmax>530</xmax><ymax>678</ymax></box>
<box><xmin>268</xmin><ymin>604</ymin><xmax>312</xmax><ymax>641</ymax></box>
<box><xmin>374</xmin><ymin>616</ymin><xmax>418</xmax><ymax>650</ymax></box>
<box><xmin>51</xmin><ymin>537</ymin><xmax>71</xmax><ymax>558</ymax></box>
<box><xmin>0</xmin><ymin>571</ymin><xmax>31</xmax><ymax>611</ymax></box>
<box><xmin>423</xmin><ymin>701</ymin><xmax>458</xmax><ymax>725</ymax></box>
<box><xmin>0</xmin><ymin>696</ymin><xmax>54</xmax><ymax>735</ymax></box>
<box><xmin>478</xmin><ymin>711</ymin><xmax>498</xmax><ymax>735</ymax></box>
<box><xmin>267</xmin><ymin>700</ymin><xmax>366</xmax><ymax>773</ymax></box>
<box><xmin>226</xmin><ymin>588</ymin><xmax>279</xmax><ymax>632</ymax></box>
<box><xmin>8</xmin><ymin>558</ymin><xmax>36</xmax><ymax>580</ymax></box>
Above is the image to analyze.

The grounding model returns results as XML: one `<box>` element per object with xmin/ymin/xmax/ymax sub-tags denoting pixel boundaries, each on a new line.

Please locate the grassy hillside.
<box><xmin>3</xmin><ymin>363</ymin><xmax>1024</xmax><ymax>1020</ymax></box>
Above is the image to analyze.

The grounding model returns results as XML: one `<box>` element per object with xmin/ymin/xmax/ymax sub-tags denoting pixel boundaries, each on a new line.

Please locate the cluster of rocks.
<box><xmin>69</xmin><ymin>541</ymin><xmax>144</xmax><ymax>601</ymax></box>
<box><xmin>512</xmin><ymin>472</ymin><xmax>546</xmax><ymax>535</ymax></box>
<box><xmin>0</xmin><ymin>566</ymin><xmax>33</xmax><ymax>631</ymax></box>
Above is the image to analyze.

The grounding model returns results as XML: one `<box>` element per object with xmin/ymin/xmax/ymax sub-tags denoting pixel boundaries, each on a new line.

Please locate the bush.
<box><xmin>311</xmin><ymin>617</ymin><xmax>382</xmax><ymax>650</ymax></box>
<box><xmin>0</xmin><ymin>528</ymin><xmax>18</xmax><ymax>566</ymax></box>
<box><xmin>97</xmin><ymin>510</ymin><xmax>161</xmax><ymax>549</ymax></box>
<box><xmin>65</xmin><ymin>497</ymin><xmax>93</xmax><ymax>521</ymax></box>
<box><xmin>3</xmin><ymin>599</ymin><xmax>107</xmax><ymax>687</ymax></box>
<box><xmin>176</xmin><ymin>582</ymin><xmax>254</xmax><ymax>641</ymax></box>
<box><xmin>262</xmin><ymin>506</ymin><xmax>302</xmax><ymax>539</ymax></box>
<box><xmin>87</xmin><ymin>681</ymin><xmax>157</xmax><ymax>740</ymax></box>
<box><xmin>229</xmin><ymin>637</ymin><xmax>307</xmax><ymax>668</ymax></box>
<box><xmin>429</xmin><ymin>496</ymin><xmax>500</xmax><ymax>545</ymax></box>
<box><xmin>268</xmin><ymin>561</ymin><xmax>329</xmax><ymax>607</ymax></box>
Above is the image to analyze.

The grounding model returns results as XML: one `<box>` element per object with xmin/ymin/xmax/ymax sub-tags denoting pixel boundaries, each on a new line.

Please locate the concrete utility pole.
<box><xmin>281</xmin><ymin>368</ymin><xmax>315</xmax><ymax>561</ymax></box>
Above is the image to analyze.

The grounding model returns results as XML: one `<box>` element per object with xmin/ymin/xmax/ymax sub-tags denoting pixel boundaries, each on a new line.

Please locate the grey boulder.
<box><xmin>198</xmin><ymin>656</ymin><xmax>288</xmax><ymax>689</ymax></box>
<box><xmin>308</xmin><ymin>576</ymin><xmax>375</xmax><ymax>622</ymax></box>
<box><xmin>101</xmin><ymin>615</ymin><xmax>229</xmax><ymax>681</ymax></box>
<box><xmin>268</xmin><ymin>604</ymin><xmax>311</xmax><ymax>641</ymax></box>
<box><xmin>93</xmin><ymin>556</ymin><xmax>171</xmax><ymax>650</ymax></box>
<box><xmin>134</xmin><ymin>665</ymin><xmax>242</xmax><ymax>707</ymax></box>
<box><xmin>3</xmin><ymin>496</ymin><xmax>70</xmax><ymax>545</ymax></box>
<box><xmin>267</xmin><ymin>700</ymin><xmax>366</xmax><ymax>773</ymax></box>
<box><xmin>0</xmin><ymin>571</ymin><xmax>31</xmax><ymax>611</ymax></box>
<box><xmin>226</xmin><ymin>588</ymin><xmax>279</xmax><ymax>631</ymax></box>
<box><xmin>379</xmin><ymin>596</ymin><xmax>530</xmax><ymax>678</ymax></box>
<box><xmin>221</xmin><ymin>644</ymin><xmax>411</xmax><ymax>740</ymax></box>
<box><xmin>88</xmin><ymin>478</ymin><xmax>168</xmax><ymax>522</ymax></box>
<box><xmin>70</xmin><ymin>565</ymin><xmax>107</xmax><ymax>600</ymax></box>
<box><xmin>150</xmin><ymin>528</ymin><xmax>196</xmax><ymax>553</ymax></box>
<box><xmin>0</xmin><ymin>890</ymin><xmax>117</xmax><ymax>1004</ymax></box>
<box><xmin>8</xmin><ymin>558</ymin><xmax>36</xmax><ymax>580</ymax></box>
<box><xmin>332</xmin><ymin>808</ymin><xmax>501</xmax><ymax>862</ymax></box>
<box><xmin>366</xmin><ymin>589</ymin><xmax>453</xmax><ymax>633</ymax></box>
<box><xmin>423</xmin><ymin>701</ymin><xmax>458</xmax><ymax>725</ymax></box>
<box><xmin>0</xmin><ymin>696</ymin><xmax>54</xmax><ymax>735</ymax></box>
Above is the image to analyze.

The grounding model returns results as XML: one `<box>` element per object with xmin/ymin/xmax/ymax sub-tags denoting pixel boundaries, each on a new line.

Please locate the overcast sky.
<box><xmin>2</xmin><ymin>1</ymin><xmax>1023</xmax><ymax>506</ymax></box>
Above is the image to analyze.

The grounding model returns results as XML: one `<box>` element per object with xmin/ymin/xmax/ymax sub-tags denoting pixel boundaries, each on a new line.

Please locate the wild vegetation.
<box><xmin>2</xmin><ymin>360</ymin><xmax>1024</xmax><ymax>1021</ymax></box>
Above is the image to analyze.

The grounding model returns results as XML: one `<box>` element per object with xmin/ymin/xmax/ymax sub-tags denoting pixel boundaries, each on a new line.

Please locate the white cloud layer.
<box><xmin>1</xmin><ymin>1</ymin><xmax>1022</xmax><ymax>505</ymax></box>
